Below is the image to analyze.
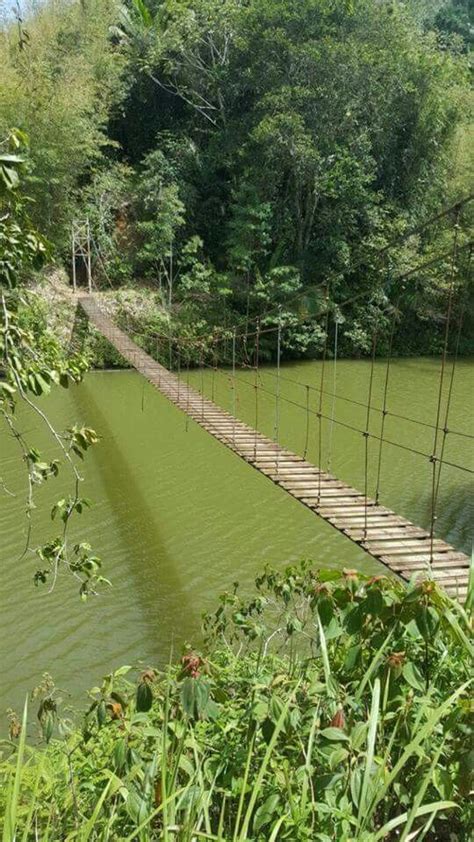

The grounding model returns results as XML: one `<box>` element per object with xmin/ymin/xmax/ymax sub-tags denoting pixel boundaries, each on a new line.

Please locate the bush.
<box><xmin>1</xmin><ymin>564</ymin><xmax>472</xmax><ymax>840</ymax></box>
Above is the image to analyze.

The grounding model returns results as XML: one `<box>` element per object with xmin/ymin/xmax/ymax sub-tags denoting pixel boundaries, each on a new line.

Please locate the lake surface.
<box><xmin>1</xmin><ymin>358</ymin><xmax>472</xmax><ymax>718</ymax></box>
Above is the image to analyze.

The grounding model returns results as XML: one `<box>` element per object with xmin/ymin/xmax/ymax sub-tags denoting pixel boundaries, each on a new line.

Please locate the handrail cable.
<box><xmin>141</xmin><ymin>324</ymin><xmax>474</xmax><ymax>446</ymax></box>
<box><xmin>235</xmin><ymin>363</ymin><xmax>474</xmax><ymax>441</ymax></box>
<box><xmin>195</xmin><ymin>358</ymin><xmax>473</xmax><ymax>475</ymax></box>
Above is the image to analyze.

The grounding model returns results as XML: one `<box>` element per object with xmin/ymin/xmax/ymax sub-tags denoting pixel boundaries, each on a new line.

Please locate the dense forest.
<box><xmin>0</xmin><ymin>0</ymin><xmax>473</xmax><ymax>356</ymax></box>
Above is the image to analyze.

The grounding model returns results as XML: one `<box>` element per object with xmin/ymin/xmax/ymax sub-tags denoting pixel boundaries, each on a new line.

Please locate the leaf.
<box><xmin>350</xmin><ymin>766</ymin><xmax>363</xmax><ymax>808</ymax></box>
<box><xmin>97</xmin><ymin>700</ymin><xmax>107</xmax><ymax>728</ymax></box>
<box><xmin>181</xmin><ymin>677</ymin><xmax>196</xmax><ymax>717</ymax></box>
<box><xmin>0</xmin><ymin>153</ymin><xmax>25</xmax><ymax>163</ymax></box>
<box><xmin>324</xmin><ymin>616</ymin><xmax>343</xmax><ymax>640</ymax></box>
<box><xmin>329</xmin><ymin>747</ymin><xmax>349</xmax><ymax>770</ymax></box>
<box><xmin>318</xmin><ymin>596</ymin><xmax>334</xmax><ymax>626</ymax></box>
<box><xmin>113</xmin><ymin>738</ymin><xmax>127</xmax><ymax>771</ymax></box>
<box><xmin>0</xmin><ymin>381</ymin><xmax>16</xmax><ymax>395</ymax></box>
<box><xmin>132</xmin><ymin>0</ymin><xmax>153</xmax><ymax>27</ymax></box>
<box><xmin>1</xmin><ymin>165</ymin><xmax>20</xmax><ymax>190</ymax></box>
<box><xmin>345</xmin><ymin>604</ymin><xmax>363</xmax><ymax>634</ymax></box>
<box><xmin>194</xmin><ymin>677</ymin><xmax>210</xmax><ymax>718</ymax></box>
<box><xmin>43</xmin><ymin>712</ymin><xmax>54</xmax><ymax>744</ymax></box>
<box><xmin>402</xmin><ymin>661</ymin><xmax>425</xmax><ymax>692</ymax></box>
<box><xmin>344</xmin><ymin>643</ymin><xmax>361</xmax><ymax>671</ymax></box>
<box><xmin>320</xmin><ymin>727</ymin><xmax>350</xmax><ymax>742</ymax></box>
<box><xmin>253</xmin><ymin>793</ymin><xmax>279</xmax><ymax>832</ymax></box>
<box><xmin>136</xmin><ymin>681</ymin><xmax>153</xmax><ymax>712</ymax></box>
<box><xmin>364</xmin><ymin>588</ymin><xmax>384</xmax><ymax>616</ymax></box>
<box><xmin>416</xmin><ymin>606</ymin><xmax>439</xmax><ymax>641</ymax></box>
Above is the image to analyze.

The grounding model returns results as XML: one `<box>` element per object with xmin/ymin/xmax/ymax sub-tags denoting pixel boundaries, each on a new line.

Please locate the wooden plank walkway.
<box><xmin>79</xmin><ymin>296</ymin><xmax>470</xmax><ymax>601</ymax></box>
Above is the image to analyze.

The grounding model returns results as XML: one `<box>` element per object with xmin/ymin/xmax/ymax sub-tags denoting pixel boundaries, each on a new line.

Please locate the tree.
<box><xmin>0</xmin><ymin>130</ymin><xmax>105</xmax><ymax>596</ymax></box>
<box><xmin>0</xmin><ymin>0</ymin><xmax>126</xmax><ymax>248</ymax></box>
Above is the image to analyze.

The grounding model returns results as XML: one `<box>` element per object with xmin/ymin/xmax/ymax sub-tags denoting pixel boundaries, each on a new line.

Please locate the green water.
<box><xmin>1</xmin><ymin>358</ymin><xmax>472</xmax><ymax>717</ymax></box>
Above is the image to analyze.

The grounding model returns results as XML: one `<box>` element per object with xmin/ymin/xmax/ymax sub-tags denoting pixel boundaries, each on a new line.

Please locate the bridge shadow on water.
<box><xmin>68</xmin><ymin>373</ymin><xmax>201</xmax><ymax>661</ymax></box>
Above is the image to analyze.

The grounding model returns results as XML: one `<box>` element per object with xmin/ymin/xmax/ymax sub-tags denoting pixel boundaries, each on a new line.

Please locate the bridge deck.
<box><xmin>79</xmin><ymin>297</ymin><xmax>470</xmax><ymax>600</ymax></box>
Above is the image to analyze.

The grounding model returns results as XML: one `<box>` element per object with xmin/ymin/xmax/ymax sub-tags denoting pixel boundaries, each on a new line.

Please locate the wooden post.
<box><xmin>71</xmin><ymin>222</ymin><xmax>77</xmax><ymax>293</ymax></box>
<box><xmin>86</xmin><ymin>217</ymin><xmax>92</xmax><ymax>293</ymax></box>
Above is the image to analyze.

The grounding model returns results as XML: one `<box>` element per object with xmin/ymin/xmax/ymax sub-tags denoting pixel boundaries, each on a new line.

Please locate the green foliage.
<box><xmin>0</xmin><ymin>129</ymin><xmax>48</xmax><ymax>288</ymax></box>
<box><xmin>0</xmin><ymin>566</ymin><xmax>472</xmax><ymax>839</ymax></box>
<box><xmin>0</xmin><ymin>132</ymin><xmax>103</xmax><ymax>595</ymax></box>
<box><xmin>2</xmin><ymin>0</ymin><xmax>472</xmax><ymax>355</ymax></box>
<box><xmin>0</xmin><ymin>0</ymin><xmax>126</xmax><ymax>248</ymax></box>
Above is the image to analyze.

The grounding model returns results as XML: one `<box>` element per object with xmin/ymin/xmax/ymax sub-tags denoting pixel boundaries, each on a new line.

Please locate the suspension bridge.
<box><xmin>78</xmin><ymin>290</ymin><xmax>471</xmax><ymax>601</ymax></box>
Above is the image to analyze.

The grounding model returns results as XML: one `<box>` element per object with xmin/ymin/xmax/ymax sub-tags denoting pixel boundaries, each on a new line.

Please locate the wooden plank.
<box><xmin>346</xmin><ymin>527</ymin><xmax>430</xmax><ymax>541</ymax></box>
<box><xmin>330</xmin><ymin>518</ymin><xmax>409</xmax><ymax>529</ymax></box>
<box><xmin>366</xmin><ymin>540</ymin><xmax>450</xmax><ymax>555</ymax></box>
<box><xmin>279</xmin><ymin>481</ymin><xmax>348</xmax><ymax>491</ymax></box>
<box><xmin>380</xmin><ymin>552</ymin><xmax>467</xmax><ymax>566</ymax></box>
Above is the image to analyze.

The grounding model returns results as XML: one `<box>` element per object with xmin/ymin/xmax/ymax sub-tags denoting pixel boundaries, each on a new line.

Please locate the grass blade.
<box><xmin>358</xmin><ymin>677</ymin><xmax>380</xmax><ymax>826</ymax></box>
<box><xmin>3</xmin><ymin>696</ymin><xmax>28</xmax><ymax>842</ymax></box>
<box><xmin>373</xmin><ymin>800</ymin><xmax>458</xmax><ymax>840</ymax></box>
<box><xmin>237</xmin><ymin>681</ymin><xmax>299</xmax><ymax>841</ymax></box>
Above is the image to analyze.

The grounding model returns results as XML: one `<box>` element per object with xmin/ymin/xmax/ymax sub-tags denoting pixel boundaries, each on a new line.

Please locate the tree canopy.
<box><xmin>0</xmin><ymin>0</ymin><xmax>472</xmax><ymax>354</ymax></box>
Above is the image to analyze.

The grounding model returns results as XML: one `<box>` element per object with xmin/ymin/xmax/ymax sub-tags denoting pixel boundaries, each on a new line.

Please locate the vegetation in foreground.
<box><xmin>1</xmin><ymin>564</ymin><xmax>472</xmax><ymax>840</ymax></box>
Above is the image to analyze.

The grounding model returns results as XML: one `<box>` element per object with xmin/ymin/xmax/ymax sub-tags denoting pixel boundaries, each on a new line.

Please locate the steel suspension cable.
<box><xmin>177</xmin><ymin>347</ymin><xmax>181</xmax><ymax>402</ymax></box>
<box><xmin>317</xmin><ymin>293</ymin><xmax>330</xmax><ymax>502</ymax></box>
<box><xmin>234</xmin><ymin>362</ymin><xmax>474</xmax><ymax>440</ymax></box>
<box><xmin>429</xmin><ymin>209</ymin><xmax>460</xmax><ymax>565</ymax></box>
<box><xmin>197</xmin><ymin>357</ymin><xmax>473</xmax><ymax>474</ymax></box>
<box><xmin>156</xmin><ymin>336</ymin><xmax>162</xmax><ymax>387</ymax></box>
<box><xmin>253</xmin><ymin>319</ymin><xmax>261</xmax><ymax>461</ymax></box>
<box><xmin>274</xmin><ymin>309</ymin><xmax>282</xmax><ymax>474</ymax></box>
<box><xmin>326</xmin><ymin>318</ymin><xmax>339</xmax><ymax>474</ymax></box>
<box><xmin>374</xmin><ymin>302</ymin><xmax>398</xmax><ymax>505</ymax></box>
<box><xmin>364</xmin><ymin>331</ymin><xmax>378</xmax><ymax>538</ymax></box>
<box><xmin>185</xmin><ymin>351</ymin><xmax>190</xmax><ymax>433</ymax></box>
<box><xmin>200</xmin><ymin>346</ymin><xmax>205</xmax><ymax>420</ymax></box>
<box><xmin>211</xmin><ymin>345</ymin><xmax>217</xmax><ymax>403</ymax></box>
<box><xmin>433</xmin><ymin>246</ymin><xmax>472</xmax><ymax>532</ymax></box>
<box><xmin>232</xmin><ymin>327</ymin><xmax>237</xmax><ymax>447</ymax></box>
<box><xmin>303</xmin><ymin>385</ymin><xmax>310</xmax><ymax>461</ymax></box>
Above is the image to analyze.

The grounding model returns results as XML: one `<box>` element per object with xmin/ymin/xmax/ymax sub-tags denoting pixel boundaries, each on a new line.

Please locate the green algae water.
<box><xmin>1</xmin><ymin>358</ymin><xmax>472</xmax><ymax>717</ymax></box>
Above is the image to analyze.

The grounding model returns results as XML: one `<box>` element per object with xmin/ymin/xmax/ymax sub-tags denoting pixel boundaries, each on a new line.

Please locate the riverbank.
<box><xmin>29</xmin><ymin>269</ymin><xmax>474</xmax><ymax>375</ymax></box>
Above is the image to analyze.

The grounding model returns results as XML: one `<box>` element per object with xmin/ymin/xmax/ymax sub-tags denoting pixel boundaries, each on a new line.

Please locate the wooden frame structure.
<box><xmin>71</xmin><ymin>219</ymin><xmax>92</xmax><ymax>293</ymax></box>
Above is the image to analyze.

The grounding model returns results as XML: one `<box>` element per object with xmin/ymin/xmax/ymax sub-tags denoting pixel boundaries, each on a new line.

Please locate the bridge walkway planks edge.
<box><xmin>79</xmin><ymin>296</ymin><xmax>470</xmax><ymax>601</ymax></box>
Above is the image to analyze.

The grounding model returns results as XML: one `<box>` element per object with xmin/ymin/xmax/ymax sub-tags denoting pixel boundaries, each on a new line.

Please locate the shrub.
<box><xmin>1</xmin><ymin>564</ymin><xmax>472</xmax><ymax>840</ymax></box>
